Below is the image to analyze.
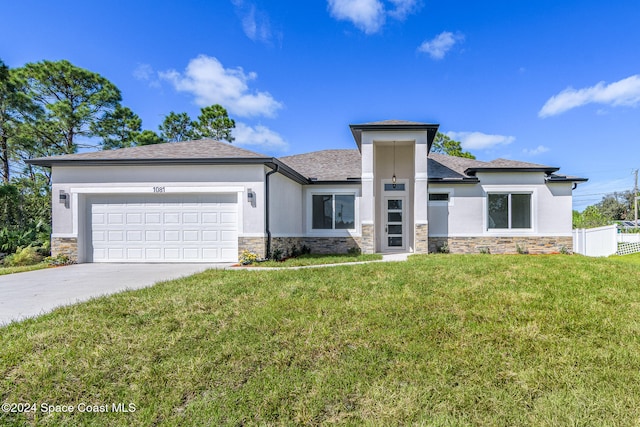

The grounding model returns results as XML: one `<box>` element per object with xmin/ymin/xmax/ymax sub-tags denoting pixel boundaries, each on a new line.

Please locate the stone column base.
<box><xmin>51</xmin><ymin>237</ymin><xmax>78</xmax><ymax>262</ymax></box>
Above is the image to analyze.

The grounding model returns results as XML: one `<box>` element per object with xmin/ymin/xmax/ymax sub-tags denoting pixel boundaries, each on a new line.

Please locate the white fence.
<box><xmin>572</xmin><ymin>225</ymin><xmax>618</xmax><ymax>257</ymax></box>
<box><xmin>573</xmin><ymin>225</ymin><xmax>640</xmax><ymax>257</ymax></box>
<box><xmin>619</xmin><ymin>233</ymin><xmax>640</xmax><ymax>243</ymax></box>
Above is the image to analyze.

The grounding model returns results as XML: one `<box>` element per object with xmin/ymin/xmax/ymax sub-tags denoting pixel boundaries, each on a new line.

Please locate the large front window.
<box><xmin>312</xmin><ymin>194</ymin><xmax>355</xmax><ymax>230</ymax></box>
<box><xmin>488</xmin><ymin>193</ymin><xmax>531</xmax><ymax>229</ymax></box>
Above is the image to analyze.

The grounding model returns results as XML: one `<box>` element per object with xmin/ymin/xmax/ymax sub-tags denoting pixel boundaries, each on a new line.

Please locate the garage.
<box><xmin>88</xmin><ymin>193</ymin><xmax>238</xmax><ymax>262</ymax></box>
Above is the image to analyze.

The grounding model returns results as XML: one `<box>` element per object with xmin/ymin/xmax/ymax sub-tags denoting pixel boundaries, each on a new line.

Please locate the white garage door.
<box><xmin>89</xmin><ymin>194</ymin><xmax>238</xmax><ymax>263</ymax></box>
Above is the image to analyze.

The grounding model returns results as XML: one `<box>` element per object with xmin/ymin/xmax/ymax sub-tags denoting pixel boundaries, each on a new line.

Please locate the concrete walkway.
<box><xmin>0</xmin><ymin>263</ymin><xmax>228</xmax><ymax>326</ymax></box>
<box><xmin>230</xmin><ymin>252</ymin><xmax>410</xmax><ymax>271</ymax></box>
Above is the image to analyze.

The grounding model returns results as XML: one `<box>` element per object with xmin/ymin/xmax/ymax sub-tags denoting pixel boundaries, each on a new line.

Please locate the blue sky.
<box><xmin>3</xmin><ymin>0</ymin><xmax>640</xmax><ymax>210</ymax></box>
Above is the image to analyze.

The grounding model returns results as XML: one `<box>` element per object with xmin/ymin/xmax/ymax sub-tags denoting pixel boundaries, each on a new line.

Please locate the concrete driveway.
<box><xmin>0</xmin><ymin>263</ymin><xmax>228</xmax><ymax>326</ymax></box>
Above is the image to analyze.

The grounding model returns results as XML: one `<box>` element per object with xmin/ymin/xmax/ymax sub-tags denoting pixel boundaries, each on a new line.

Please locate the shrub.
<box><xmin>516</xmin><ymin>243</ymin><xmax>529</xmax><ymax>255</ymax></box>
<box><xmin>239</xmin><ymin>250</ymin><xmax>259</xmax><ymax>265</ymax></box>
<box><xmin>437</xmin><ymin>242</ymin><xmax>450</xmax><ymax>253</ymax></box>
<box><xmin>347</xmin><ymin>246</ymin><xmax>361</xmax><ymax>256</ymax></box>
<box><xmin>271</xmin><ymin>248</ymin><xmax>284</xmax><ymax>262</ymax></box>
<box><xmin>3</xmin><ymin>246</ymin><xmax>43</xmax><ymax>267</ymax></box>
<box><xmin>44</xmin><ymin>254</ymin><xmax>75</xmax><ymax>266</ymax></box>
<box><xmin>478</xmin><ymin>246</ymin><xmax>491</xmax><ymax>254</ymax></box>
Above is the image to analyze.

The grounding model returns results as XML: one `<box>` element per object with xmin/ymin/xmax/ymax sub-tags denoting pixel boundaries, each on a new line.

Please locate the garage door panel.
<box><xmin>126</xmin><ymin>230</ymin><xmax>143</xmax><ymax>242</ymax></box>
<box><xmin>108</xmin><ymin>231</ymin><xmax>124</xmax><ymax>241</ymax></box>
<box><xmin>90</xmin><ymin>194</ymin><xmax>238</xmax><ymax>262</ymax></box>
<box><xmin>126</xmin><ymin>248</ymin><xmax>143</xmax><ymax>260</ymax></box>
<box><xmin>202</xmin><ymin>230</ymin><xmax>218</xmax><ymax>242</ymax></box>
<box><xmin>221</xmin><ymin>230</ymin><xmax>237</xmax><ymax>242</ymax></box>
<box><xmin>163</xmin><ymin>213</ymin><xmax>180</xmax><ymax>224</ymax></box>
<box><xmin>145</xmin><ymin>213</ymin><xmax>161</xmax><ymax>224</ymax></box>
<box><xmin>164</xmin><ymin>230</ymin><xmax>180</xmax><ymax>241</ymax></box>
<box><xmin>126</xmin><ymin>213</ymin><xmax>143</xmax><ymax>224</ymax></box>
<box><xmin>92</xmin><ymin>213</ymin><xmax>105</xmax><ymax>225</ymax></box>
<box><xmin>163</xmin><ymin>248</ymin><xmax>180</xmax><ymax>260</ymax></box>
<box><xmin>108</xmin><ymin>213</ymin><xmax>124</xmax><ymax>224</ymax></box>
<box><xmin>202</xmin><ymin>213</ymin><xmax>218</xmax><ymax>224</ymax></box>
<box><xmin>183</xmin><ymin>212</ymin><xmax>199</xmax><ymax>223</ymax></box>
<box><xmin>145</xmin><ymin>248</ymin><xmax>162</xmax><ymax>259</ymax></box>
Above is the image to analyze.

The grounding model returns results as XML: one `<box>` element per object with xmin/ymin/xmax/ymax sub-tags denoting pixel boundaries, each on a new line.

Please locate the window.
<box><xmin>429</xmin><ymin>193</ymin><xmax>449</xmax><ymax>202</ymax></box>
<box><xmin>488</xmin><ymin>193</ymin><xmax>531</xmax><ymax>229</ymax></box>
<box><xmin>384</xmin><ymin>183</ymin><xmax>406</xmax><ymax>191</ymax></box>
<box><xmin>312</xmin><ymin>194</ymin><xmax>355</xmax><ymax>230</ymax></box>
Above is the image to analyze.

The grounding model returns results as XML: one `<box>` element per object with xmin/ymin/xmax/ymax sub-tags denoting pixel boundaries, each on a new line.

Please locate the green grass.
<box><xmin>0</xmin><ymin>263</ymin><xmax>48</xmax><ymax>276</ymax></box>
<box><xmin>2</xmin><ymin>255</ymin><xmax>640</xmax><ymax>425</ymax></box>
<box><xmin>610</xmin><ymin>251</ymin><xmax>640</xmax><ymax>266</ymax></box>
<box><xmin>254</xmin><ymin>253</ymin><xmax>382</xmax><ymax>267</ymax></box>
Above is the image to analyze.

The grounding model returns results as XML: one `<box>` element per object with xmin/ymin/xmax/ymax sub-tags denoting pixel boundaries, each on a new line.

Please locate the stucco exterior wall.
<box><xmin>428</xmin><ymin>173</ymin><xmax>573</xmax><ymax>239</ymax></box>
<box><xmin>268</xmin><ymin>172</ymin><xmax>303</xmax><ymax>236</ymax></box>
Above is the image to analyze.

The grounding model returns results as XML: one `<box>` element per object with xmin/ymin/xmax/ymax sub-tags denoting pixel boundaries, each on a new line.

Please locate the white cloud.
<box><xmin>447</xmin><ymin>131</ymin><xmax>515</xmax><ymax>150</ymax></box>
<box><xmin>159</xmin><ymin>55</ymin><xmax>283</xmax><ymax>118</ymax></box>
<box><xmin>133</xmin><ymin>63</ymin><xmax>160</xmax><ymax>87</ymax></box>
<box><xmin>328</xmin><ymin>0</ymin><xmax>385</xmax><ymax>34</ymax></box>
<box><xmin>522</xmin><ymin>145</ymin><xmax>550</xmax><ymax>156</ymax></box>
<box><xmin>417</xmin><ymin>31</ymin><xmax>464</xmax><ymax>60</ymax></box>
<box><xmin>387</xmin><ymin>0</ymin><xmax>419</xmax><ymax>19</ymax></box>
<box><xmin>233</xmin><ymin>122</ymin><xmax>288</xmax><ymax>151</ymax></box>
<box><xmin>539</xmin><ymin>75</ymin><xmax>640</xmax><ymax>118</ymax></box>
<box><xmin>231</xmin><ymin>0</ymin><xmax>275</xmax><ymax>44</ymax></box>
<box><xmin>327</xmin><ymin>0</ymin><xmax>419</xmax><ymax>34</ymax></box>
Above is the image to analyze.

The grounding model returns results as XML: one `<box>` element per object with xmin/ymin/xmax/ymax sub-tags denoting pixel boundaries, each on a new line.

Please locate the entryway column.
<box><xmin>360</xmin><ymin>141</ymin><xmax>375</xmax><ymax>253</ymax></box>
<box><xmin>414</xmin><ymin>141</ymin><xmax>429</xmax><ymax>253</ymax></box>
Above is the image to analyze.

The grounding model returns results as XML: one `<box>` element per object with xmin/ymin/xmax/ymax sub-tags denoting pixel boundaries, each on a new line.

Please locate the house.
<box><xmin>29</xmin><ymin>120</ymin><xmax>587</xmax><ymax>263</ymax></box>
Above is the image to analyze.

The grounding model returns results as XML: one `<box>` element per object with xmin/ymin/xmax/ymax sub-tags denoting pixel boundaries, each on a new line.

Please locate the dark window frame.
<box><xmin>311</xmin><ymin>193</ymin><xmax>356</xmax><ymax>230</ymax></box>
<box><xmin>487</xmin><ymin>192</ymin><xmax>532</xmax><ymax>230</ymax></box>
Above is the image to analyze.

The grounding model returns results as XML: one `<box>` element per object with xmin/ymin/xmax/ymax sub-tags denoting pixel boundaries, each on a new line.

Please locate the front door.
<box><xmin>383</xmin><ymin>196</ymin><xmax>406</xmax><ymax>251</ymax></box>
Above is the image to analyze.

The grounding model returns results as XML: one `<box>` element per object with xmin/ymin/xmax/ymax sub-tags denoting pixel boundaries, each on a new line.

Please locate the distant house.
<box><xmin>29</xmin><ymin>120</ymin><xmax>587</xmax><ymax>263</ymax></box>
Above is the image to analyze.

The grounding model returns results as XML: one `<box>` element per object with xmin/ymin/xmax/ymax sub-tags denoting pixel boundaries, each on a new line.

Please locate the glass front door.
<box><xmin>384</xmin><ymin>196</ymin><xmax>405</xmax><ymax>250</ymax></box>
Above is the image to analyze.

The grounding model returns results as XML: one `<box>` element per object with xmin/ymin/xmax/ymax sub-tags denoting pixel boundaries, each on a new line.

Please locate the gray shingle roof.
<box><xmin>30</xmin><ymin>139</ymin><xmax>267</xmax><ymax>162</ymax></box>
<box><xmin>280</xmin><ymin>149</ymin><xmax>362</xmax><ymax>181</ymax></box>
<box><xmin>28</xmin><ymin>138</ymin><xmax>584</xmax><ymax>183</ymax></box>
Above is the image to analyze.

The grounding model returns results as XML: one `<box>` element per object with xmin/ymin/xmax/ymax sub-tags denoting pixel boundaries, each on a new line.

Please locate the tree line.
<box><xmin>573</xmin><ymin>190</ymin><xmax>639</xmax><ymax>229</ymax></box>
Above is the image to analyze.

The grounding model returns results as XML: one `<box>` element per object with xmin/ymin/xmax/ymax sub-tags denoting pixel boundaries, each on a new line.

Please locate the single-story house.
<box><xmin>29</xmin><ymin>120</ymin><xmax>587</xmax><ymax>263</ymax></box>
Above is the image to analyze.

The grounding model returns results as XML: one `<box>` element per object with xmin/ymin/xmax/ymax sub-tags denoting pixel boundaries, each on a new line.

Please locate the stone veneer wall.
<box><xmin>428</xmin><ymin>236</ymin><xmax>573</xmax><ymax>254</ymax></box>
<box><xmin>361</xmin><ymin>224</ymin><xmax>375</xmax><ymax>254</ymax></box>
<box><xmin>271</xmin><ymin>236</ymin><xmax>362</xmax><ymax>256</ymax></box>
<box><xmin>415</xmin><ymin>224</ymin><xmax>429</xmax><ymax>254</ymax></box>
<box><xmin>52</xmin><ymin>237</ymin><xmax>78</xmax><ymax>262</ymax></box>
<box><xmin>238</xmin><ymin>236</ymin><xmax>267</xmax><ymax>259</ymax></box>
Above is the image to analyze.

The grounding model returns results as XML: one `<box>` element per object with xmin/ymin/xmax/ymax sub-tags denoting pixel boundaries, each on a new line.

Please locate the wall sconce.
<box><xmin>247</xmin><ymin>188</ymin><xmax>256</xmax><ymax>207</ymax></box>
<box><xmin>59</xmin><ymin>190</ymin><xmax>69</xmax><ymax>208</ymax></box>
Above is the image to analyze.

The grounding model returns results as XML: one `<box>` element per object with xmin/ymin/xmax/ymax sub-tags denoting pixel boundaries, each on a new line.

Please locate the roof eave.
<box><xmin>307</xmin><ymin>179</ymin><xmax>362</xmax><ymax>185</ymax></box>
<box><xmin>349</xmin><ymin>123</ymin><xmax>439</xmax><ymax>152</ymax></box>
<box><xmin>464</xmin><ymin>167</ymin><xmax>560</xmax><ymax>176</ymax></box>
<box><xmin>545</xmin><ymin>176</ymin><xmax>589</xmax><ymax>183</ymax></box>
<box><xmin>428</xmin><ymin>177</ymin><xmax>480</xmax><ymax>184</ymax></box>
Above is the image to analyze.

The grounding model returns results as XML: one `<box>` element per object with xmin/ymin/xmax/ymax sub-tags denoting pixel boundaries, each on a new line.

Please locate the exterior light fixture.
<box><xmin>59</xmin><ymin>190</ymin><xmax>69</xmax><ymax>208</ymax></box>
<box><xmin>392</xmin><ymin>141</ymin><xmax>397</xmax><ymax>188</ymax></box>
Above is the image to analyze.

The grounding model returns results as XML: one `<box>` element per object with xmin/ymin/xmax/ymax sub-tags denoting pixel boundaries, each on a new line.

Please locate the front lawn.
<box><xmin>2</xmin><ymin>255</ymin><xmax>640</xmax><ymax>425</ymax></box>
<box><xmin>610</xmin><ymin>251</ymin><xmax>640</xmax><ymax>266</ymax></box>
<box><xmin>0</xmin><ymin>263</ymin><xmax>49</xmax><ymax>276</ymax></box>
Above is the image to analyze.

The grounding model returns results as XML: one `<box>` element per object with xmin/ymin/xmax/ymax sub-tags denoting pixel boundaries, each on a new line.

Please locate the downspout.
<box><xmin>265</xmin><ymin>163</ymin><xmax>279</xmax><ymax>259</ymax></box>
